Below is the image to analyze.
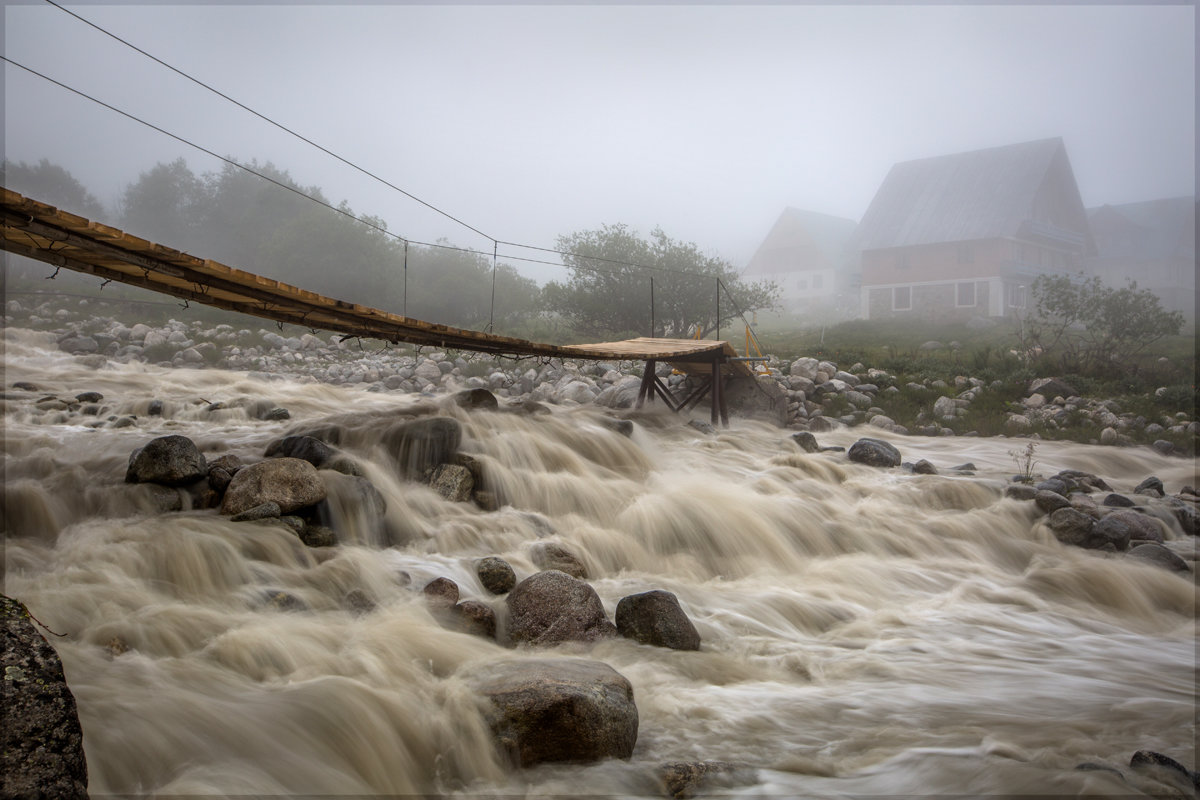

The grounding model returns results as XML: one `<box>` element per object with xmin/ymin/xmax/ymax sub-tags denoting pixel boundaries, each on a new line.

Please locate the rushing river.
<box><xmin>3</xmin><ymin>327</ymin><xmax>1196</xmax><ymax>798</ymax></box>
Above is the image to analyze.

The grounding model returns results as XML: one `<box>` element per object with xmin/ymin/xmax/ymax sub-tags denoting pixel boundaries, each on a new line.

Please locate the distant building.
<box><xmin>1085</xmin><ymin>196</ymin><xmax>1196</xmax><ymax>319</ymax></box>
<box><xmin>742</xmin><ymin>208</ymin><xmax>858</xmax><ymax>314</ymax></box>
<box><xmin>856</xmin><ymin>137</ymin><xmax>1094</xmax><ymax>320</ymax></box>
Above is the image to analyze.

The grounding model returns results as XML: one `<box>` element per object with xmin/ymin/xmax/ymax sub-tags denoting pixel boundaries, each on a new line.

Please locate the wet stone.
<box><xmin>299</xmin><ymin>525</ymin><xmax>337</xmax><ymax>548</ymax></box>
<box><xmin>1034</xmin><ymin>490</ymin><xmax>1071</xmax><ymax>514</ymax></box>
<box><xmin>615</xmin><ymin>590</ymin><xmax>701</xmax><ymax>651</ymax></box>
<box><xmin>847</xmin><ymin>437</ymin><xmax>901</xmax><ymax>468</ymax></box>
<box><xmin>790</xmin><ymin>431</ymin><xmax>819</xmax><ymax>453</ymax></box>
<box><xmin>74</xmin><ymin>391</ymin><xmax>103</xmax><ymax>403</ymax></box>
<box><xmin>431</xmin><ymin>463</ymin><xmax>474</xmax><ymax>502</ymax></box>
<box><xmin>1102</xmin><ymin>493</ymin><xmax>1136</xmax><ymax>508</ymax></box>
<box><xmin>1133</xmin><ymin>476</ymin><xmax>1165</xmax><ymax>497</ymax></box>
<box><xmin>423</xmin><ymin>577</ymin><xmax>460</xmax><ymax>610</ymax></box>
<box><xmin>531</xmin><ymin>543</ymin><xmax>588</xmax><ymax>579</ymax></box>
<box><xmin>230</xmin><ymin>501</ymin><xmax>281</xmax><ymax>522</ymax></box>
<box><xmin>453</xmin><ymin>600</ymin><xmax>497</xmax><ymax>639</ymax></box>
<box><xmin>1126</xmin><ymin>543</ymin><xmax>1190</xmax><ymax>572</ymax></box>
<box><xmin>477</xmin><ymin>556</ymin><xmax>517</xmax><ymax>595</ymax></box>
<box><xmin>1005</xmin><ymin>484</ymin><xmax>1037</xmax><ymax>501</ymax></box>
<box><xmin>912</xmin><ymin>459</ymin><xmax>938</xmax><ymax>475</ymax></box>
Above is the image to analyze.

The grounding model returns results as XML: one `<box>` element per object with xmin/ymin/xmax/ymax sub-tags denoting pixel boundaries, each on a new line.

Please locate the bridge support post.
<box><xmin>636</xmin><ymin>360</ymin><xmax>657</xmax><ymax>409</ymax></box>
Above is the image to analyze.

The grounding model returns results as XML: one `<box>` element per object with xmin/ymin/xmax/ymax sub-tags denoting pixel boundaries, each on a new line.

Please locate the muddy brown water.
<box><xmin>3</xmin><ymin>328</ymin><xmax>1195</xmax><ymax>797</ymax></box>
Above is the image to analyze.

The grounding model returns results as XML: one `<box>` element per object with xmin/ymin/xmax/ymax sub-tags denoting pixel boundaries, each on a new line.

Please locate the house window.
<box><xmin>1008</xmin><ymin>284</ymin><xmax>1027</xmax><ymax>309</ymax></box>
<box><xmin>796</xmin><ymin>278</ymin><xmax>808</xmax><ymax>290</ymax></box>
<box><xmin>956</xmin><ymin>282</ymin><xmax>977</xmax><ymax>307</ymax></box>
<box><xmin>812</xmin><ymin>274</ymin><xmax>823</xmax><ymax>289</ymax></box>
<box><xmin>893</xmin><ymin>286</ymin><xmax>912</xmax><ymax>311</ymax></box>
<box><xmin>957</xmin><ymin>244</ymin><xmax>973</xmax><ymax>264</ymax></box>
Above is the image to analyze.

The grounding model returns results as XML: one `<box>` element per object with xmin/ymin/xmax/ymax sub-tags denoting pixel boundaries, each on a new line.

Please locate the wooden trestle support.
<box><xmin>635</xmin><ymin>358</ymin><xmax>729</xmax><ymax>427</ymax></box>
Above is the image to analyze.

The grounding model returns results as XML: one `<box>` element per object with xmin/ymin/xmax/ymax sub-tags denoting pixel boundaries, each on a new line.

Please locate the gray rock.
<box><xmin>299</xmin><ymin>525</ymin><xmax>337</xmax><ymax>548</ymax></box>
<box><xmin>469</xmin><ymin>658</ymin><xmax>637</xmax><ymax>767</ymax></box>
<box><xmin>506</xmin><ymin>570</ymin><xmax>616</xmax><ymax>646</ymax></box>
<box><xmin>221</xmin><ymin>457</ymin><xmax>327</xmax><ymax>516</ymax></box>
<box><xmin>74</xmin><ymin>391</ymin><xmax>102</xmax><ymax>403</ymax></box>
<box><xmin>477</xmin><ymin>556</ymin><xmax>517</xmax><ymax>595</ymax></box>
<box><xmin>1034</xmin><ymin>490</ymin><xmax>1071</xmax><ymax>514</ymax></box>
<box><xmin>423</xmin><ymin>577</ymin><xmax>460</xmax><ymax>609</ymax></box>
<box><xmin>659</xmin><ymin>761</ymin><xmax>747</xmax><ymax>799</ymax></box>
<box><xmin>454</xmin><ymin>388</ymin><xmax>498</xmax><ymax>410</ymax></box>
<box><xmin>1</xmin><ymin>594</ymin><xmax>89</xmax><ymax>799</ymax></box>
<box><xmin>1029</xmin><ymin>377</ymin><xmax>1077</xmax><ymax>399</ymax></box>
<box><xmin>531</xmin><ymin>543</ymin><xmax>588</xmax><ymax>579</ymax></box>
<box><xmin>847</xmin><ymin>437</ymin><xmax>901</xmax><ymax>468</ymax></box>
<box><xmin>1127</xmin><ymin>543</ymin><xmax>1190</xmax><ymax>573</ymax></box>
<box><xmin>125</xmin><ymin>434</ymin><xmax>207</xmax><ymax>486</ymax></box>
<box><xmin>912</xmin><ymin>459</ymin><xmax>938</xmax><ymax>475</ymax></box>
<box><xmin>1105</xmin><ymin>510</ymin><xmax>1165</xmax><ymax>543</ymax></box>
<box><xmin>1133</xmin><ymin>476</ymin><xmax>1165</xmax><ymax>497</ymax></box>
<box><xmin>431</xmin><ymin>463</ymin><xmax>474</xmax><ymax>502</ymax></box>
<box><xmin>615</xmin><ymin>590</ymin><xmax>701</xmax><ymax>651</ymax></box>
<box><xmin>1089</xmin><ymin>515</ymin><xmax>1134</xmax><ymax>551</ymax></box>
<box><xmin>452</xmin><ymin>600</ymin><xmax>496</xmax><ymax>639</ymax></box>
<box><xmin>230</xmin><ymin>501</ymin><xmax>282</xmax><ymax>522</ymax></box>
<box><xmin>58</xmin><ymin>335</ymin><xmax>98</xmax><ymax>355</ymax></box>
<box><xmin>264</xmin><ymin>435</ymin><xmax>335</xmax><ymax>468</ymax></box>
<box><xmin>384</xmin><ymin>417</ymin><xmax>462</xmax><ymax>479</ymax></box>
<box><xmin>1005</xmin><ymin>484</ymin><xmax>1038</xmax><ymax>501</ymax></box>
<box><xmin>1102</xmin><ymin>494</ymin><xmax>1135</xmax><ymax>508</ymax></box>
<box><xmin>1047</xmin><ymin>507</ymin><xmax>1096</xmax><ymax>547</ymax></box>
<box><xmin>791</xmin><ymin>431</ymin><xmax>819</xmax><ymax>453</ymax></box>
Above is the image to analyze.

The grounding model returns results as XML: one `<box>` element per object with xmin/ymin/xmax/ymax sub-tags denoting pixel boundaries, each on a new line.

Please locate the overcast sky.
<box><xmin>3</xmin><ymin>2</ymin><xmax>1195</xmax><ymax>282</ymax></box>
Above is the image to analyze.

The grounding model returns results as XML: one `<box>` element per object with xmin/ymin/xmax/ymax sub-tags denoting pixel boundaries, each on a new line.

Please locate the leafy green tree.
<box><xmin>120</xmin><ymin>158</ymin><xmax>211</xmax><ymax>251</ymax></box>
<box><xmin>1021</xmin><ymin>273</ymin><xmax>1184</xmax><ymax>374</ymax></box>
<box><xmin>3</xmin><ymin>159</ymin><xmax>106</xmax><ymax>218</ymax></box>
<box><xmin>403</xmin><ymin>242</ymin><xmax>541</xmax><ymax>332</ymax></box>
<box><xmin>543</xmin><ymin>224</ymin><xmax>778</xmax><ymax>340</ymax></box>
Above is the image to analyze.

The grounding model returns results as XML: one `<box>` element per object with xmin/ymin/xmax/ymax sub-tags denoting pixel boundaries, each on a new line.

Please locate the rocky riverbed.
<box><xmin>8</xmin><ymin>295</ymin><xmax>1198</xmax><ymax>455</ymax></box>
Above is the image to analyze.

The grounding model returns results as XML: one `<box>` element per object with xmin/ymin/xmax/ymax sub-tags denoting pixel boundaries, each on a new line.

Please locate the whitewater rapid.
<box><xmin>3</xmin><ymin>327</ymin><xmax>1195</xmax><ymax>797</ymax></box>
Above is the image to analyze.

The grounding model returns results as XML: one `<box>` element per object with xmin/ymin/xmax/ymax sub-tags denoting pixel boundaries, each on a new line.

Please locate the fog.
<box><xmin>3</xmin><ymin>3</ymin><xmax>1195</xmax><ymax>282</ymax></box>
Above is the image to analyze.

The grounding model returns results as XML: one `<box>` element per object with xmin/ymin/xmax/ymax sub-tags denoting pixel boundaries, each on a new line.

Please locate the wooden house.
<box><xmin>742</xmin><ymin>207</ymin><xmax>858</xmax><ymax>314</ymax></box>
<box><xmin>856</xmin><ymin>138</ymin><xmax>1094</xmax><ymax>320</ymax></box>
<box><xmin>1086</xmin><ymin>196</ymin><xmax>1196</xmax><ymax>318</ymax></box>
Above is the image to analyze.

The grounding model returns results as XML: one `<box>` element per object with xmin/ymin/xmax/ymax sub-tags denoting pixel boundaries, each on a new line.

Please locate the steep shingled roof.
<box><xmin>856</xmin><ymin>138</ymin><xmax>1068</xmax><ymax>250</ymax></box>
<box><xmin>1087</xmin><ymin>196</ymin><xmax>1196</xmax><ymax>260</ymax></box>
<box><xmin>742</xmin><ymin>207</ymin><xmax>858</xmax><ymax>276</ymax></box>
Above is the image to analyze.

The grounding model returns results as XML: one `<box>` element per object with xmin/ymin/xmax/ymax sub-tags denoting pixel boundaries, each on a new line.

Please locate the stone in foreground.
<box><xmin>506</xmin><ymin>570</ymin><xmax>616</xmax><ymax>646</ymax></box>
<box><xmin>470</xmin><ymin>658</ymin><xmax>638</xmax><ymax>767</ymax></box>
<box><xmin>2</xmin><ymin>594</ymin><xmax>89</xmax><ymax>799</ymax></box>
<box><xmin>125</xmin><ymin>434</ymin><xmax>207</xmax><ymax>486</ymax></box>
<box><xmin>220</xmin><ymin>457</ymin><xmax>327</xmax><ymax>516</ymax></box>
<box><xmin>615</xmin><ymin>590</ymin><xmax>701</xmax><ymax>651</ymax></box>
<box><xmin>847</xmin><ymin>437</ymin><xmax>901</xmax><ymax>468</ymax></box>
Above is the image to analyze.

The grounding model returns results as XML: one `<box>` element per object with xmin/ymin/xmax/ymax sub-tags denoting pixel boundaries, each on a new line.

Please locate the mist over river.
<box><xmin>3</xmin><ymin>326</ymin><xmax>1196</xmax><ymax>798</ymax></box>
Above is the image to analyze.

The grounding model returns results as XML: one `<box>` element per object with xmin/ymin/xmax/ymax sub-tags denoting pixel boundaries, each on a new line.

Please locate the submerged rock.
<box><xmin>1</xmin><ymin>594</ymin><xmax>89</xmax><ymax>800</ymax></box>
<box><xmin>615</xmin><ymin>590</ymin><xmax>701</xmax><ymax>651</ymax></box>
<box><xmin>431</xmin><ymin>463</ymin><xmax>474</xmax><ymax>502</ymax></box>
<box><xmin>506</xmin><ymin>570</ymin><xmax>616</xmax><ymax>646</ymax></box>
<box><xmin>264</xmin><ymin>435</ymin><xmax>335</xmax><ymax>468</ymax></box>
<box><xmin>470</xmin><ymin>658</ymin><xmax>637</xmax><ymax>767</ymax></box>
<box><xmin>1126</xmin><ymin>543</ymin><xmax>1190</xmax><ymax>573</ymax></box>
<box><xmin>384</xmin><ymin>417</ymin><xmax>462</xmax><ymax>479</ymax></box>
<box><xmin>530</xmin><ymin>543</ymin><xmax>588</xmax><ymax>579</ymax></box>
<box><xmin>125</xmin><ymin>434</ymin><xmax>207</xmax><ymax>486</ymax></box>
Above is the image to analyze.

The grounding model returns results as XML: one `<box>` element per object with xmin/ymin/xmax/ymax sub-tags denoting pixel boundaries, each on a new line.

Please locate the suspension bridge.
<box><xmin>2</xmin><ymin>188</ymin><xmax>756</xmax><ymax>424</ymax></box>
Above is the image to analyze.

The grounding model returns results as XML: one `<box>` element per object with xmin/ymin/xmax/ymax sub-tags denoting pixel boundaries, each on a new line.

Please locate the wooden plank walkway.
<box><xmin>0</xmin><ymin>188</ymin><xmax>749</xmax><ymax>376</ymax></box>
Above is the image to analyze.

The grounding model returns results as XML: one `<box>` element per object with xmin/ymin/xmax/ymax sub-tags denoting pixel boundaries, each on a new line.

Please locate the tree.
<box><xmin>1020</xmin><ymin>273</ymin><xmax>1183</xmax><ymax>375</ymax></box>
<box><xmin>120</xmin><ymin>158</ymin><xmax>211</xmax><ymax>251</ymax></box>
<box><xmin>3</xmin><ymin>159</ymin><xmax>105</xmax><ymax>218</ymax></box>
<box><xmin>543</xmin><ymin>224</ymin><xmax>778</xmax><ymax>340</ymax></box>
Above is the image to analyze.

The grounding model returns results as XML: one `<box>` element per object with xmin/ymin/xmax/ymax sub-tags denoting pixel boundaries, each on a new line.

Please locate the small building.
<box><xmin>1085</xmin><ymin>196</ymin><xmax>1196</xmax><ymax>319</ymax></box>
<box><xmin>742</xmin><ymin>207</ymin><xmax>858</xmax><ymax>314</ymax></box>
<box><xmin>856</xmin><ymin>138</ymin><xmax>1094</xmax><ymax>320</ymax></box>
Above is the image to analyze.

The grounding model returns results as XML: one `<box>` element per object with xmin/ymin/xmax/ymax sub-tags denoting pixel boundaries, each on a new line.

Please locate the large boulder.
<box><xmin>1104</xmin><ymin>510</ymin><xmax>1165</xmax><ymax>543</ymax></box>
<box><xmin>220</xmin><ymin>457</ymin><xmax>327</xmax><ymax>516</ymax></box>
<box><xmin>1127</xmin><ymin>543</ymin><xmax>1190</xmax><ymax>573</ymax></box>
<box><xmin>1029</xmin><ymin>377</ymin><xmax>1077</xmax><ymax>399</ymax></box>
<box><xmin>469</xmin><ymin>658</ymin><xmax>638</xmax><ymax>767</ymax></box>
<box><xmin>453</xmin><ymin>388</ymin><xmax>499</xmax><ymax>410</ymax></box>
<box><xmin>1</xmin><ymin>595</ymin><xmax>89</xmax><ymax>799</ymax></box>
<box><xmin>125</xmin><ymin>434</ymin><xmax>207</xmax><ymax>486</ymax></box>
<box><xmin>506</xmin><ymin>570</ymin><xmax>616</xmax><ymax>646</ymax></box>
<box><xmin>383</xmin><ymin>417</ymin><xmax>462</xmax><ymax>479</ymax></box>
<box><xmin>615</xmin><ymin>590</ymin><xmax>701</xmax><ymax>651</ymax></box>
<box><xmin>847</xmin><ymin>437</ymin><xmax>901</xmax><ymax>468</ymax></box>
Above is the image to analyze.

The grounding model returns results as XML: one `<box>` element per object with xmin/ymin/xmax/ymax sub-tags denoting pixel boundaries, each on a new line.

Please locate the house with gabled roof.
<box><xmin>742</xmin><ymin>207</ymin><xmax>858</xmax><ymax>313</ymax></box>
<box><xmin>856</xmin><ymin>137</ymin><xmax>1094</xmax><ymax>320</ymax></box>
<box><xmin>1086</xmin><ymin>196</ymin><xmax>1196</xmax><ymax>318</ymax></box>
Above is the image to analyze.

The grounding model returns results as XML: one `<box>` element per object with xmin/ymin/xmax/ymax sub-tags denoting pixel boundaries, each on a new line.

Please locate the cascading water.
<box><xmin>3</xmin><ymin>326</ymin><xmax>1195</xmax><ymax>797</ymax></box>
